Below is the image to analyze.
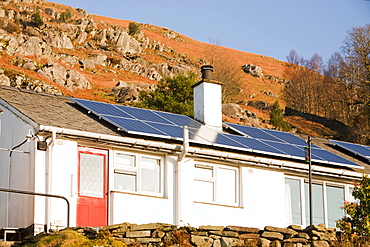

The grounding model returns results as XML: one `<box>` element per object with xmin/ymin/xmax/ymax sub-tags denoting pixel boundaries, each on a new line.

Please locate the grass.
<box><xmin>19</xmin><ymin>229</ymin><xmax>126</xmax><ymax>247</ymax></box>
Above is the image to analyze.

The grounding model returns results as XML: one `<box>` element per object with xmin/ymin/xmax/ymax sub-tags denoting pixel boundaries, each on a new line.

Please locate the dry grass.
<box><xmin>19</xmin><ymin>229</ymin><xmax>126</xmax><ymax>247</ymax></box>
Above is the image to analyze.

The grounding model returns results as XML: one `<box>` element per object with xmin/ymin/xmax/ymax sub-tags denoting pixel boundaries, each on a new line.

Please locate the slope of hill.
<box><xmin>0</xmin><ymin>0</ymin><xmax>338</xmax><ymax>138</ymax></box>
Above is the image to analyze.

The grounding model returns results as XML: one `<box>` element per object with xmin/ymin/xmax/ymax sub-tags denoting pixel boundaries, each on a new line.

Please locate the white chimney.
<box><xmin>193</xmin><ymin>65</ymin><xmax>223</xmax><ymax>132</ymax></box>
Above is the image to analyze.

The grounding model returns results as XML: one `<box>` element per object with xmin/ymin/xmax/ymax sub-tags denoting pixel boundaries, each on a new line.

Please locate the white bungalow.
<box><xmin>0</xmin><ymin>66</ymin><xmax>367</xmax><ymax>237</ymax></box>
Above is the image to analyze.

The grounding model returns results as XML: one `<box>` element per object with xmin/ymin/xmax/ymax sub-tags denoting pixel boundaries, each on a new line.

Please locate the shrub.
<box><xmin>31</xmin><ymin>10</ymin><xmax>44</xmax><ymax>28</ymax></box>
<box><xmin>128</xmin><ymin>22</ymin><xmax>140</xmax><ymax>36</ymax></box>
<box><xmin>269</xmin><ymin>100</ymin><xmax>291</xmax><ymax>131</ymax></box>
<box><xmin>337</xmin><ymin>175</ymin><xmax>370</xmax><ymax>244</ymax></box>
<box><xmin>58</xmin><ymin>9</ymin><xmax>73</xmax><ymax>23</ymax></box>
<box><xmin>134</xmin><ymin>73</ymin><xmax>196</xmax><ymax>116</ymax></box>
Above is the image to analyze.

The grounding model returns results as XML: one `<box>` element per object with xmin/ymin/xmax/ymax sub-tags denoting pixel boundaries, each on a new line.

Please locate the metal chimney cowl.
<box><xmin>201</xmin><ymin>65</ymin><xmax>214</xmax><ymax>80</ymax></box>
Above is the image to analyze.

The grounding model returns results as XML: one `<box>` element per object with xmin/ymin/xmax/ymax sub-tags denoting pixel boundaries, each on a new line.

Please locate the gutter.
<box><xmin>38</xmin><ymin>125</ymin><xmax>364</xmax><ymax>180</ymax></box>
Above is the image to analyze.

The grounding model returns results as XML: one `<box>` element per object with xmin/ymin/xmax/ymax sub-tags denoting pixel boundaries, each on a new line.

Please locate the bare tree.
<box><xmin>205</xmin><ymin>41</ymin><xmax>242</xmax><ymax>102</ymax></box>
<box><xmin>341</xmin><ymin>24</ymin><xmax>370</xmax><ymax>98</ymax></box>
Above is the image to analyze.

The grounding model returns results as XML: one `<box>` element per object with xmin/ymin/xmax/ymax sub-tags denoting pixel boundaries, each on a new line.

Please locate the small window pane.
<box><xmin>80</xmin><ymin>153</ymin><xmax>104</xmax><ymax>198</ymax></box>
<box><xmin>114</xmin><ymin>173</ymin><xmax>136</xmax><ymax>191</ymax></box>
<box><xmin>194</xmin><ymin>180</ymin><xmax>214</xmax><ymax>202</ymax></box>
<box><xmin>217</xmin><ymin>167</ymin><xmax>237</xmax><ymax>205</ymax></box>
<box><xmin>195</xmin><ymin>166</ymin><xmax>213</xmax><ymax>177</ymax></box>
<box><xmin>305</xmin><ymin>183</ymin><xmax>324</xmax><ymax>225</ymax></box>
<box><xmin>141</xmin><ymin>158</ymin><xmax>160</xmax><ymax>193</ymax></box>
<box><xmin>327</xmin><ymin>186</ymin><xmax>345</xmax><ymax>228</ymax></box>
<box><xmin>116</xmin><ymin>153</ymin><xmax>135</xmax><ymax>167</ymax></box>
<box><xmin>285</xmin><ymin>178</ymin><xmax>302</xmax><ymax>225</ymax></box>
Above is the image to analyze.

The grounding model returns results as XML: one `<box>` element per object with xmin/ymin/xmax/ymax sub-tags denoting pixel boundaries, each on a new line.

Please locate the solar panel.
<box><xmin>330</xmin><ymin>140</ymin><xmax>370</xmax><ymax>161</ymax></box>
<box><xmin>115</xmin><ymin>105</ymin><xmax>174</xmax><ymax>124</ymax></box>
<box><xmin>262</xmin><ymin>128</ymin><xmax>306</xmax><ymax>146</ymax></box>
<box><xmin>227</xmin><ymin>123</ymin><xmax>305</xmax><ymax>145</ymax></box>
<box><xmin>74</xmin><ymin>98</ymin><xmax>134</xmax><ymax>118</ymax></box>
<box><xmin>73</xmin><ymin>98</ymin><xmax>362</xmax><ymax>169</ymax></box>
<box><xmin>311</xmin><ymin>147</ymin><xmax>361</xmax><ymax>168</ymax></box>
<box><xmin>103</xmin><ymin>115</ymin><xmax>170</xmax><ymax>138</ymax></box>
<box><xmin>261</xmin><ymin>140</ymin><xmax>304</xmax><ymax>159</ymax></box>
<box><xmin>154</xmin><ymin>110</ymin><xmax>203</xmax><ymax>128</ymax></box>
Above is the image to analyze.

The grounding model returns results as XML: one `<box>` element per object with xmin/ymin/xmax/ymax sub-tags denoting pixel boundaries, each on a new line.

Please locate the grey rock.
<box><xmin>199</xmin><ymin>226</ymin><xmax>225</xmax><ymax>231</ymax></box>
<box><xmin>242</xmin><ymin>63</ymin><xmax>263</xmax><ymax>78</ymax></box>
<box><xmin>191</xmin><ymin>235</ymin><xmax>213</xmax><ymax>247</ymax></box>
<box><xmin>312</xmin><ymin>241</ymin><xmax>330</xmax><ymax>247</ymax></box>
<box><xmin>257</xmin><ymin>238</ymin><xmax>271</xmax><ymax>247</ymax></box>
<box><xmin>220</xmin><ymin>237</ymin><xmax>241</xmax><ymax>247</ymax></box>
<box><xmin>76</xmin><ymin>31</ymin><xmax>88</xmax><ymax>44</ymax></box>
<box><xmin>261</xmin><ymin>231</ymin><xmax>284</xmax><ymax>241</ymax></box>
<box><xmin>126</xmin><ymin>230</ymin><xmax>151</xmax><ymax>238</ymax></box>
<box><xmin>0</xmin><ymin>74</ymin><xmax>11</xmax><ymax>86</ymax></box>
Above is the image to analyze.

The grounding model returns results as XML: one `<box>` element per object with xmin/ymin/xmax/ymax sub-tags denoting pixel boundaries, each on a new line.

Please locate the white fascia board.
<box><xmin>0</xmin><ymin>99</ymin><xmax>39</xmax><ymax>132</ymax></box>
<box><xmin>39</xmin><ymin>125</ymin><xmax>365</xmax><ymax>180</ymax></box>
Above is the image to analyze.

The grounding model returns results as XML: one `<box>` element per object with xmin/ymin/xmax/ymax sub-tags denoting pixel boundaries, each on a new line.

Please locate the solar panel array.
<box><xmin>225</xmin><ymin>123</ymin><xmax>362</xmax><ymax>169</ymax></box>
<box><xmin>73</xmin><ymin>98</ymin><xmax>362</xmax><ymax>169</ymax></box>
<box><xmin>330</xmin><ymin>140</ymin><xmax>370</xmax><ymax>161</ymax></box>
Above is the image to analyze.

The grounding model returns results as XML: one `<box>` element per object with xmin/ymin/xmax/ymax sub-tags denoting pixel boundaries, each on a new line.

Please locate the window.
<box><xmin>194</xmin><ymin>163</ymin><xmax>239</xmax><ymax>206</ymax></box>
<box><xmin>285</xmin><ymin>177</ymin><xmax>348</xmax><ymax>228</ymax></box>
<box><xmin>114</xmin><ymin>152</ymin><xmax>162</xmax><ymax>195</ymax></box>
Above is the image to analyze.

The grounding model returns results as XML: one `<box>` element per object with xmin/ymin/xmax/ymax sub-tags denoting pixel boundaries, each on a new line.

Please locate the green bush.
<box><xmin>269</xmin><ymin>100</ymin><xmax>291</xmax><ymax>131</ymax></box>
<box><xmin>58</xmin><ymin>9</ymin><xmax>73</xmax><ymax>23</ymax></box>
<box><xmin>337</xmin><ymin>176</ymin><xmax>370</xmax><ymax>240</ymax></box>
<box><xmin>31</xmin><ymin>10</ymin><xmax>44</xmax><ymax>28</ymax></box>
<box><xmin>128</xmin><ymin>22</ymin><xmax>140</xmax><ymax>36</ymax></box>
<box><xmin>134</xmin><ymin>73</ymin><xmax>196</xmax><ymax>116</ymax></box>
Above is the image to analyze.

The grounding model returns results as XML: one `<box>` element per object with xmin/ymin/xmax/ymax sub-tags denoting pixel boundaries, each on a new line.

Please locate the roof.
<box><xmin>0</xmin><ymin>86</ymin><xmax>120</xmax><ymax>137</ymax></box>
<box><xmin>1</xmin><ymin>86</ymin><xmax>369</xmax><ymax>173</ymax></box>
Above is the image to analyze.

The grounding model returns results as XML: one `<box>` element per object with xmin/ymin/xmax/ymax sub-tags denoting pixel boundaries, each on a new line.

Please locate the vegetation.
<box><xmin>283</xmin><ymin>24</ymin><xmax>370</xmax><ymax>144</ymax></box>
<box><xmin>206</xmin><ymin>39</ymin><xmax>243</xmax><ymax>102</ymax></box>
<box><xmin>58</xmin><ymin>9</ymin><xmax>73</xmax><ymax>23</ymax></box>
<box><xmin>337</xmin><ymin>176</ymin><xmax>370</xmax><ymax>245</ymax></box>
<box><xmin>134</xmin><ymin>73</ymin><xmax>196</xmax><ymax>116</ymax></box>
<box><xmin>19</xmin><ymin>229</ymin><xmax>126</xmax><ymax>247</ymax></box>
<box><xmin>31</xmin><ymin>10</ymin><xmax>44</xmax><ymax>28</ymax></box>
<box><xmin>0</xmin><ymin>18</ymin><xmax>19</xmax><ymax>33</ymax></box>
<box><xmin>269</xmin><ymin>100</ymin><xmax>291</xmax><ymax>131</ymax></box>
<box><xmin>128</xmin><ymin>22</ymin><xmax>140</xmax><ymax>36</ymax></box>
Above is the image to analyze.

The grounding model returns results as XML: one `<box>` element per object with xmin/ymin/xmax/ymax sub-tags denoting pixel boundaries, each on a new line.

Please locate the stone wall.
<box><xmin>24</xmin><ymin>223</ymin><xmax>338</xmax><ymax>247</ymax></box>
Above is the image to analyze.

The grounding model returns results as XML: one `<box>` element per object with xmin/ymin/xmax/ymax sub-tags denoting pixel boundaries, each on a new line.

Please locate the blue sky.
<box><xmin>53</xmin><ymin>0</ymin><xmax>369</xmax><ymax>63</ymax></box>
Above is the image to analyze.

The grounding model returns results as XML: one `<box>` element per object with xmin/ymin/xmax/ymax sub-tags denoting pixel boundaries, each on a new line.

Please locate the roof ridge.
<box><xmin>0</xmin><ymin>85</ymin><xmax>72</xmax><ymax>99</ymax></box>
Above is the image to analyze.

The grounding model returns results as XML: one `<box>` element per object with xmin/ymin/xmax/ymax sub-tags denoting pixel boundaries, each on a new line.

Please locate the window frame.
<box><xmin>285</xmin><ymin>176</ymin><xmax>352</xmax><ymax>227</ymax></box>
<box><xmin>113</xmin><ymin>151</ymin><xmax>164</xmax><ymax>196</ymax></box>
<box><xmin>194</xmin><ymin>162</ymin><xmax>240</xmax><ymax>207</ymax></box>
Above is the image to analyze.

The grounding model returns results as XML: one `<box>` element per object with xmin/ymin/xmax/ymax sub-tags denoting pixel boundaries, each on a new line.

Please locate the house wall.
<box><xmin>33</xmin><ymin>139</ymin><xmax>78</xmax><ymax>232</ymax></box>
<box><xmin>180</xmin><ymin>162</ymin><xmax>286</xmax><ymax>228</ymax></box>
<box><xmin>0</xmin><ymin>122</ymin><xmax>355</xmax><ymax>231</ymax></box>
<box><xmin>0</xmin><ymin>106</ymin><xmax>36</xmax><ymax>229</ymax></box>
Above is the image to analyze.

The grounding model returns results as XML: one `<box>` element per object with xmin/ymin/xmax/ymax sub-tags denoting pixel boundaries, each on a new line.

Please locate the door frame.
<box><xmin>77</xmin><ymin>146</ymin><xmax>108</xmax><ymax>227</ymax></box>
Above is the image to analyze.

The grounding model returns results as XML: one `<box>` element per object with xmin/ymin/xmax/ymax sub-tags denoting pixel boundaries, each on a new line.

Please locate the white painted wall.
<box><xmin>180</xmin><ymin>164</ymin><xmax>286</xmax><ymax>228</ymax></box>
<box><xmin>49</xmin><ymin>139</ymin><xmax>78</xmax><ymax>228</ymax></box>
<box><xmin>109</xmin><ymin>154</ymin><xmax>176</xmax><ymax>225</ymax></box>
<box><xmin>193</xmin><ymin>82</ymin><xmax>222</xmax><ymax>130</ymax></box>
<box><xmin>0</xmin><ymin>106</ymin><xmax>36</xmax><ymax>229</ymax></box>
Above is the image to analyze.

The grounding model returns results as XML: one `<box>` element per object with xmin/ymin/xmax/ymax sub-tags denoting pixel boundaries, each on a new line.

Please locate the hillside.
<box><xmin>0</xmin><ymin>0</ymin><xmax>336</xmax><ymax>138</ymax></box>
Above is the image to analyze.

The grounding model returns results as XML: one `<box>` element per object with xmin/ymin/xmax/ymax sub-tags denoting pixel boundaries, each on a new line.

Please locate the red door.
<box><xmin>77</xmin><ymin>147</ymin><xmax>108</xmax><ymax>227</ymax></box>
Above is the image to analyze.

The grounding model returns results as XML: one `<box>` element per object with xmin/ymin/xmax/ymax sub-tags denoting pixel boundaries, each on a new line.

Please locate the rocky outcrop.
<box><xmin>242</xmin><ymin>63</ymin><xmax>264</xmax><ymax>78</ymax></box>
<box><xmin>222</xmin><ymin>103</ymin><xmax>261</xmax><ymax>127</ymax></box>
<box><xmin>0</xmin><ymin>68</ymin><xmax>62</xmax><ymax>94</ymax></box>
<box><xmin>37</xmin><ymin>61</ymin><xmax>92</xmax><ymax>91</ymax></box>
<box><xmin>109</xmin><ymin>81</ymin><xmax>155</xmax><ymax>103</ymax></box>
